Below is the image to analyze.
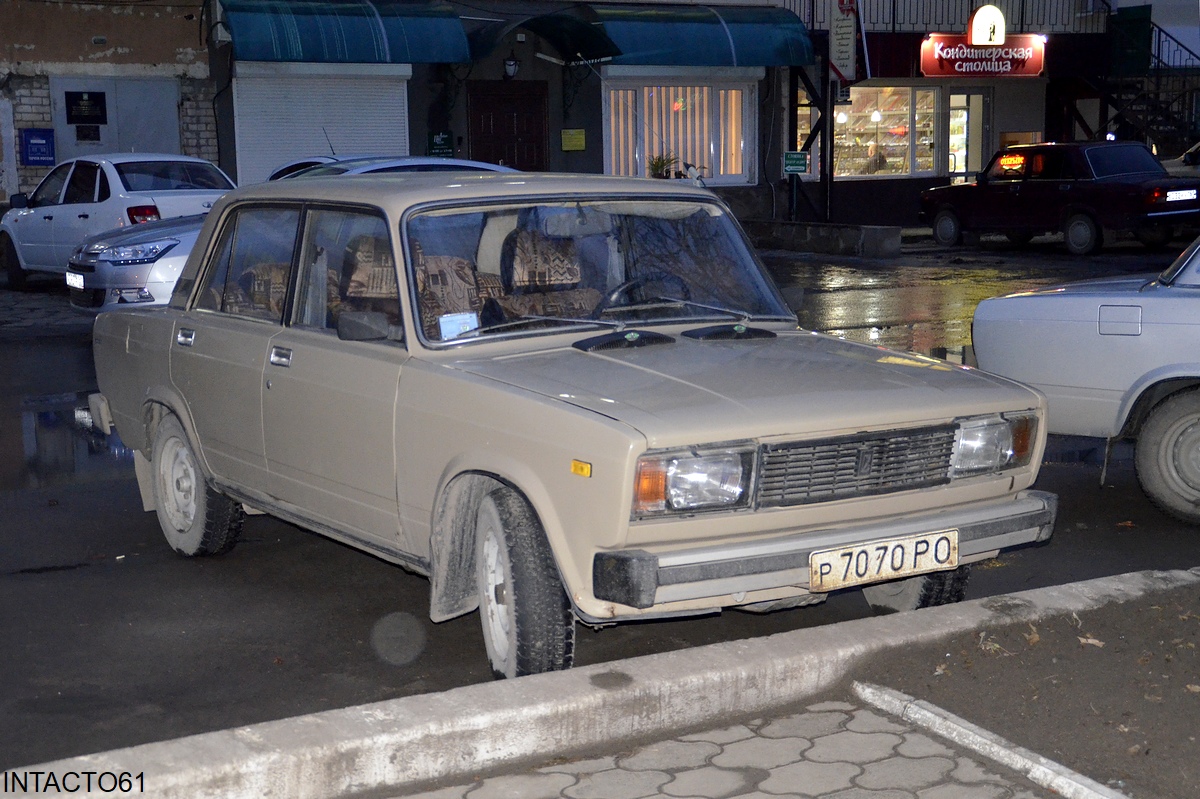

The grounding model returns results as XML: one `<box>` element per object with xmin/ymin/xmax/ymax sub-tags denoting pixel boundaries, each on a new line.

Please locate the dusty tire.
<box><xmin>151</xmin><ymin>414</ymin><xmax>243</xmax><ymax>556</ymax></box>
<box><xmin>2</xmin><ymin>235</ymin><xmax>26</xmax><ymax>291</ymax></box>
<box><xmin>1135</xmin><ymin>391</ymin><xmax>1200</xmax><ymax>524</ymax></box>
<box><xmin>1063</xmin><ymin>213</ymin><xmax>1101</xmax><ymax>255</ymax></box>
<box><xmin>932</xmin><ymin>209</ymin><xmax>963</xmax><ymax>247</ymax></box>
<box><xmin>1004</xmin><ymin>230</ymin><xmax>1034</xmax><ymax>247</ymax></box>
<box><xmin>1134</xmin><ymin>225</ymin><xmax>1173</xmax><ymax>250</ymax></box>
<box><xmin>862</xmin><ymin>565</ymin><xmax>971</xmax><ymax>614</ymax></box>
<box><xmin>475</xmin><ymin>487</ymin><xmax>575</xmax><ymax>679</ymax></box>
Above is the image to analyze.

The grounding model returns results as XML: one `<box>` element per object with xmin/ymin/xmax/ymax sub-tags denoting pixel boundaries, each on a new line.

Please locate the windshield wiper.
<box><xmin>606</xmin><ymin>296</ymin><xmax>756</xmax><ymax>321</ymax></box>
<box><xmin>455</xmin><ymin>314</ymin><xmax>625</xmax><ymax>339</ymax></box>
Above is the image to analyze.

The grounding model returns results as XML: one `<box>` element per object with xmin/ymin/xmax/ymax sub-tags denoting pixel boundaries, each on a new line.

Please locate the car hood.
<box><xmin>448</xmin><ymin>330</ymin><xmax>1038</xmax><ymax>445</ymax></box>
<box><xmin>80</xmin><ymin>214</ymin><xmax>207</xmax><ymax>249</ymax></box>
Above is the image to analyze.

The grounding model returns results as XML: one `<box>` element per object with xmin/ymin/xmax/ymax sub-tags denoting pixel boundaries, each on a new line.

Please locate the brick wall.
<box><xmin>180</xmin><ymin>78</ymin><xmax>219</xmax><ymax>165</ymax></box>
<box><xmin>12</xmin><ymin>76</ymin><xmax>51</xmax><ymax>194</ymax></box>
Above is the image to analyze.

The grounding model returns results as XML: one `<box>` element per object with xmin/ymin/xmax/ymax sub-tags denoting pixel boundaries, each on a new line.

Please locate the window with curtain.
<box><xmin>605</xmin><ymin>77</ymin><xmax>757</xmax><ymax>185</ymax></box>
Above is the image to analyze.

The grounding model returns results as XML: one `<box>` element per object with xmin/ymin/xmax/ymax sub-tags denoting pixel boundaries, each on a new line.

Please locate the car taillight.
<box><xmin>1146</xmin><ymin>187</ymin><xmax>1167</xmax><ymax>205</ymax></box>
<box><xmin>127</xmin><ymin>205</ymin><xmax>160</xmax><ymax>224</ymax></box>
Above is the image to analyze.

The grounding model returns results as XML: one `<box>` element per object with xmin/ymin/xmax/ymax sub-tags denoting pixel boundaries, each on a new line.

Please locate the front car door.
<box><xmin>170</xmin><ymin>204</ymin><xmax>300</xmax><ymax>492</ymax></box>
<box><xmin>52</xmin><ymin>160</ymin><xmax>108</xmax><ymax>267</ymax></box>
<box><xmin>262</xmin><ymin>206</ymin><xmax>409</xmax><ymax>551</ymax></box>
<box><xmin>973</xmin><ymin>150</ymin><xmax>1029</xmax><ymax>231</ymax></box>
<box><xmin>12</xmin><ymin>162</ymin><xmax>71</xmax><ymax>270</ymax></box>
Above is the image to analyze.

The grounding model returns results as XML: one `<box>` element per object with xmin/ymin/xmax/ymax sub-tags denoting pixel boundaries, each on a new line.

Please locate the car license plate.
<box><xmin>1167</xmin><ymin>189</ymin><xmax>1197</xmax><ymax>202</ymax></box>
<box><xmin>65</xmin><ymin>272</ymin><xmax>84</xmax><ymax>289</ymax></box>
<box><xmin>808</xmin><ymin>530</ymin><xmax>959</xmax><ymax>592</ymax></box>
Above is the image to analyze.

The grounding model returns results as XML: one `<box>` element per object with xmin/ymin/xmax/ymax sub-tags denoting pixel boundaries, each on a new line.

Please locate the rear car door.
<box><xmin>170</xmin><ymin>204</ymin><xmax>300</xmax><ymax>491</ymax></box>
<box><xmin>262</xmin><ymin>206</ymin><xmax>409</xmax><ymax>549</ymax></box>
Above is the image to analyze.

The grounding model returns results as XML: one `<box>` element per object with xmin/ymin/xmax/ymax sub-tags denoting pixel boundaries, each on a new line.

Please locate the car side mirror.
<box><xmin>8</xmin><ymin>193</ymin><xmax>28</xmax><ymax>209</ymax></box>
<box><xmin>336</xmin><ymin>310</ymin><xmax>403</xmax><ymax>342</ymax></box>
<box><xmin>975</xmin><ymin>172</ymin><xmax>988</xmax><ymax>185</ymax></box>
<box><xmin>1185</xmin><ymin>151</ymin><xmax>1200</xmax><ymax>166</ymax></box>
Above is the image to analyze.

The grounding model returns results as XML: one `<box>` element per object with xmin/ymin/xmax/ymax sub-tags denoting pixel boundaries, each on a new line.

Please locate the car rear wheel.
<box><xmin>931</xmin><ymin>210</ymin><xmax>962</xmax><ymax>247</ymax></box>
<box><xmin>1063</xmin><ymin>213</ymin><xmax>1101</xmax><ymax>255</ymax></box>
<box><xmin>151</xmin><ymin>414</ymin><xmax>243</xmax><ymax>556</ymax></box>
<box><xmin>2</xmin><ymin>235</ymin><xmax>26</xmax><ymax>290</ymax></box>
<box><xmin>861</xmin><ymin>565</ymin><xmax>971</xmax><ymax>614</ymax></box>
<box><xmin>475</xmin><ymin>487</ymin><xmax>575</xmax><ymax>679</ymax></box>
<box><xmin>1135</xmin><ymin>391</ymin><xmax>1200</xmax><ymax>524</ymax></box>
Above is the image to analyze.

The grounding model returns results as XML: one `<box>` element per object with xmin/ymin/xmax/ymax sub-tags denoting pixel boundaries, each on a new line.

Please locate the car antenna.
<box><xmin>322</xmin><ymin>126</ymin><xmax>336</xmax><ymax>156</ymax></box>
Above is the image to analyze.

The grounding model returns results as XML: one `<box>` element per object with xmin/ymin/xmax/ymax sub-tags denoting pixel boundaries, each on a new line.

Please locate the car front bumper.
<box><xmin>592</xmin><ymin>489</ymin><xmax>1056</xmax><ymax>610</ymax></box>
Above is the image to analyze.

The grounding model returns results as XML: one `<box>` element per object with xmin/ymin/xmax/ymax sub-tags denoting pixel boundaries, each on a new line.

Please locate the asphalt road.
<box><xmin>3</xmin><ymin>236</ymin><xmax>1198</xmax><ymax>770</ymax></box>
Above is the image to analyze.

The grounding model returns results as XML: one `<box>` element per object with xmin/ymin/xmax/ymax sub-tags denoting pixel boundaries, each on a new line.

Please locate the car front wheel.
<box><xmin>151</xmin><ymin>414</ymin><xmax>243</xmax><ymax>556</ymax></box>
<box><xmin>1135</xmin><ymin>391</ymin><xmax>1200</xmax><ymax>524</ymax></box>
<box><xmin>932</xmin><ymin>210</ymin><xmax>962</xmax><ymax>247</ymax></box>
<box><xmin>475</xmin><ymin>487</ymin><xmax>575</xmax><ymax>679</ymax></box>
<box><xmin>861</xmin><ymin>565</ymin><xmax>971</xmax><ymax>614</ymax></box>
<box><xmin>1134</xmin><ymin>225</ymin><xmax>1173</xmax><ymax>250</ymax></box>
<box><xmin>1063</xmin><ymin>213</ymin><xmax>1101</xmax><ymax>255</ymax></box>
<box><xmin>2</xmin><ymin>235</ymin><xmax>25</xmax><ymax>290</ymax></box>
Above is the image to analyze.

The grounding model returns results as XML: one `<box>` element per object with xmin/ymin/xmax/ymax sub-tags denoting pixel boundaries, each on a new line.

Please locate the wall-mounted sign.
<box><xmin>428</xmin><ymin>130</ymin><xmax>454</xmax><ymax>158</ymax></box>
<box><xmin>65</xmin><ymin>91</ymin><xmax>108</xmax><ymax>126</ymax></box>
<box><xmin>561</xmin><ymin>129</ymin><xmax>586</xmax><ymax>151</ymax></box>
<box><xmin>783</xmin><ymin>151</ymin><xmax>810</xmax><ymax>174</ymax></box>
<box><xmin>20</xmin><ymin>128</ymin><xmax>56</xmax><ymax>166</ymax></box>
<box><xmin>968</xmin><ymin>4</ymin><xmax>1006</xmax><ymax>45</ymax></box>
<box><xmin>920</xmin><ymin>33</ymin><xmax>1045</xmax><ymax>77</ymax></box>
<box><xmin>829</xmin><ymin>0</ymin><xmax>858</xmax><ymax>83</ymax></box>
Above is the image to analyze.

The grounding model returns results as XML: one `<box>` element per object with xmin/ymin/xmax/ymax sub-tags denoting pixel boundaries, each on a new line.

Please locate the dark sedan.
<box><xmin>920</xmin><ymin>141</ymin><xmax>1200</xmax><ymax>254</ymax></box>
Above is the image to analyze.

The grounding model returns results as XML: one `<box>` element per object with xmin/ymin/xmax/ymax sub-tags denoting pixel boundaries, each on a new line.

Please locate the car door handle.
<box><xmin>42</xmin><ymin>214</ymin><xmax>53</xmax><ymax>221</ymax></box>
<box><xmin>269</xmin><ymin>346</ymin><xmax>292</xmax><ymax>367</ymax></box>
<box><xmin>77</xmin><ymin>213</ymin><xmax>89</xmax><ymax>219</ymax></box>
<box><xmin>176</xmin><ymin>328</ymin><xmax>195</xmax><ymax>347</ymax></box>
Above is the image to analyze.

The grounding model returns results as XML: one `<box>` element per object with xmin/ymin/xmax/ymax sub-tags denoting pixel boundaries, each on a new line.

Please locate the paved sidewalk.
<box><xmin>392</xmin><ymin>697</ymin><xmax>1054</xmax><ymax>799</ymax></box>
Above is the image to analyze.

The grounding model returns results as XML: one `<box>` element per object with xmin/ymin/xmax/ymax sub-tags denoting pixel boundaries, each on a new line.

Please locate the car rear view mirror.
<box><xmin>8</xmin><ymin>193</ymin><xmax>28</xmax><ymax>209</ymax></box>
<box><xmin>336</xmin><ymin>311</ymin><xmax>402</xmax><ymax>343</ymax></box>
<box><xmin>975</xmin><ymin>172</ymin><xmax>988</xmax><ymax>185</ymax></box>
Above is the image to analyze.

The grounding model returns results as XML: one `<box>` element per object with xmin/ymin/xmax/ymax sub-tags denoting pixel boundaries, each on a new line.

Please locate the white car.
<box><xmin>1</xmin><ymin>153</ymin><xmax>234</xmax><ymax>289</ymax></box>
<box><xmin>973</xmin><ymin>235</ymin><xmax>1200</xmax><ymax>523</ymax></box>
<box><xmin>66</xmin><ymin>157</ymin><xmax>514</xmax><ymax>311</ymax></box>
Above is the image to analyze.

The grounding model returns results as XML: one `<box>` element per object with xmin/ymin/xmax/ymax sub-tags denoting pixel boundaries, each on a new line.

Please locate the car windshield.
<box><xmin>115</xmin><ymin>161</ymin><xmax>233</xmax><ymax>191</ymax></box>
<box><xmin>1158</xmin><ymin>235</ymin><xmax>1200</xmax><ymax>286</ymax></box>
<box><xmin>406</xmin><ymin>198</ymin><xmax>794</xmax><ymax>344</ymax></box>
<box><xmin>1086</xmin><ymin>144</ymin><xmax>1167</xmax><ymax>178</ymax></box>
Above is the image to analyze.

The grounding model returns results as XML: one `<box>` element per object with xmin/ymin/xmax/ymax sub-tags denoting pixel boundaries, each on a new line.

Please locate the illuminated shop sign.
<box><xmin>920</xmin><ymin>33</ymin><xmax>1045</xmax><ymax>77</ymax></box>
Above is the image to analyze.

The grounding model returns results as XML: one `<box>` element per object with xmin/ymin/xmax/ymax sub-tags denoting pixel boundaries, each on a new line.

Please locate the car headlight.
<box><xmin>84</xmin><ymin>237</ymin><xmax>179</xmax><ymax>266</ymax></box>
<box><xmin>950</xmin><ymin>413</ymin><xmax>1037</xmax><ymax>477</ymax></box>
<box><xmin>633</xmin><ymin>444</ymin><xmax>755</xmax><ymax>516</ymax></box>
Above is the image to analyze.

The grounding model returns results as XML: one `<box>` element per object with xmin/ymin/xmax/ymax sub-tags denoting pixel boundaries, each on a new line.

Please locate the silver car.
<box><xmin>90</xmin><ymin>172</ymin><xmax>1057</xmax><ymax>678</ymax></box>
<box><xmin>973</xmin><ymin>235</ymin><xmax>1200</xmax><ymax>523</ymax></box>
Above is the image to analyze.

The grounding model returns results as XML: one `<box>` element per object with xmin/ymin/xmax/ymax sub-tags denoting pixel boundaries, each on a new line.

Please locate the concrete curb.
<box><xmin>853</xmin><ymin>682</ymin><xmax>1130</xmax><ymax>799</ymax></box>
<box><xmin>19</xmin><ymin>568</ymin><xmax>1200</xmax><ymax>799</ymax></box>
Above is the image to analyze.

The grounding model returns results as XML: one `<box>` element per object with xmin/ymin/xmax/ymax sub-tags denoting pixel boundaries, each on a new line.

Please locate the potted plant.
<box><xmin>647</xmin><ymin>152</ymin><xmax>678</xmax><ymax>179</ymax></box>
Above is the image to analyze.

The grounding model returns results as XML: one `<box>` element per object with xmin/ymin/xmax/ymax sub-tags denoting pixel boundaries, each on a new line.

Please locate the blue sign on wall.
<box><xmin>21</xmin><ymin>129</ymin><xmax>56</xmax><ymax>166</ymax></box>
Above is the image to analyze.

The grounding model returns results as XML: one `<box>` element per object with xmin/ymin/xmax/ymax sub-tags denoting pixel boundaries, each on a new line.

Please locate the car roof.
<box><xmin>204</xmin><ymin>172</ymin><xmax>719</xmax><ymax>227</ymax></box>
<box><xmin>289</xmin><ymin>155</ymin><xmax>516</xmax><ymax>178</ymax></box>
<box><xmin>64</xmin><ymin>152</ymin><xmax>218</xmax><ymax>165</ymax></box>
<box><xmin>1002</xmin><ymin>141</ymin><xmax>1150</xmax><ymax>152</ymax></box>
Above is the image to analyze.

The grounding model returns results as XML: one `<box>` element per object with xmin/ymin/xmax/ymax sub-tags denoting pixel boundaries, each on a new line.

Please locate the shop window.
<box><xmin>605</xmin><ymin>78</ymin><xmax>757</xmax><ymax>185</ymax></box>
<box><xmin>814</xmin><ymin>87</ymin><xmax>937</xmax><ymax>178</ymax></box>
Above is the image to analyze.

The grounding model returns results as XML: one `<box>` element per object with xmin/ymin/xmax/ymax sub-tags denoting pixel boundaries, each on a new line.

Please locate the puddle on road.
<box><xmin>0</xmin><ymin>391</ymin><xmax>133</xmax><ymax>492</ymax></box>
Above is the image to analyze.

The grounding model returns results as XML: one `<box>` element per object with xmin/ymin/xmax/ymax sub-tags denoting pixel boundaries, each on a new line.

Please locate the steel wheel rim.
<box><xmin>481</xmin><ymin>524</ymin><xmax>513</xmax><ymax>667</ymax></box>
<box><xmin>1066</xmin><ymin>219</ymin><xmax>1091</xmax><ymax>251</ymax></box>
<box><xmin>935</xmin><ymin>215</ymin><xmax>956</xmax><ymax>242</ymax></box>
<box><xmin>162</xmin><ymin>437</ymin><xmax>197</xmax><ymax>532</ymax></box>
<box><xmin>1166</xmin><ymin>416</ymin><xmax>1200</xmax><ymax>498</ymax></box>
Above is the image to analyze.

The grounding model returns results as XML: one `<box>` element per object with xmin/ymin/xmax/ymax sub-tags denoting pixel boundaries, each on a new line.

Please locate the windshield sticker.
<box><xmin>439</xmin><ymin>311</ymin><xmax>480</xmax><ymax>340</ymax></box>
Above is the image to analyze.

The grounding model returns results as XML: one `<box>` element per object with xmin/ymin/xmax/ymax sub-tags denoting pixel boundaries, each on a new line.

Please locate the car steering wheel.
<box><xmin>592</xmin><ymin>271</ymin><xmax>691</xmax><ymax>318</ymax></box>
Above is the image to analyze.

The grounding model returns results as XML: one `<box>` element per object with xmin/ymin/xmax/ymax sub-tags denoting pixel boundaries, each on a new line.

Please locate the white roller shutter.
<box><xmin>233</xmin><ymin>62</ymin><xmax>411</xmax><ymax>184</ymax></box>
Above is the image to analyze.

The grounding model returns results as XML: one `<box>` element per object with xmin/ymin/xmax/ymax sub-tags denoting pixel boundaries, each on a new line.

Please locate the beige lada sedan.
<box><xmin>90</xmin><ymin>172</ymin><xmax>1057</xmax><ymax>678</ymax></box>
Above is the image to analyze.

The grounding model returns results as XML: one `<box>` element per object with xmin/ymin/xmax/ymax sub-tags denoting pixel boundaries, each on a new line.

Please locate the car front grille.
<box><xmin>756</xmin><ymin>425</ymin><xmax>956</xmax><ymax>507</ymax></box>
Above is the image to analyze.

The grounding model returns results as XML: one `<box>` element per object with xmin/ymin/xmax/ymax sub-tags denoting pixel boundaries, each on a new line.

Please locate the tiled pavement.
<box><xmin>392</xmin><ymin>699</ymin><xmax>1051</xmax><ymax>799</ymax></box>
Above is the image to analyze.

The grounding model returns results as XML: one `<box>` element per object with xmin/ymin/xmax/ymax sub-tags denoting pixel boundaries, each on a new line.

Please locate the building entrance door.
<box><xmin>466</xmin><ymin>81</ymin><xmax>548</xmax><ymax>171</ymax></box>
<box><xmin>948</xmin><ymin>91</ymin><xmax>990</xmax><ymax>184</ymax></box>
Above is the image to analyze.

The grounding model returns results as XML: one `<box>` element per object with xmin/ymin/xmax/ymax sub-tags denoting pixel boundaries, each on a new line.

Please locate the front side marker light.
<box><xmin>571</xmin><ymin>459</ymin><xmax>592</xmax><ymax>478</ymax></box>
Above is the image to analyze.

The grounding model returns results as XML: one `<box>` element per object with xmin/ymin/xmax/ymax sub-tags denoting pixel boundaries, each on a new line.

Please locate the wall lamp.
<box><xmin>504</xmin><ymin>50</ymin><xmax>520</xmax><ymax>79</ymax></box>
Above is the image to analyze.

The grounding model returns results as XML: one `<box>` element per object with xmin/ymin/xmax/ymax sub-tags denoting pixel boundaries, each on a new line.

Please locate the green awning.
<box><xmin>219</xmin><ymin>0</ymin><xmax>471</xmax><ymax>64</ymax></box>
<box><xmin>593</xmin><ymin>4</ymin><xmax>814</xmax><ymax>67</ymax></box>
